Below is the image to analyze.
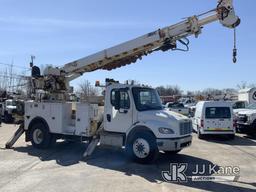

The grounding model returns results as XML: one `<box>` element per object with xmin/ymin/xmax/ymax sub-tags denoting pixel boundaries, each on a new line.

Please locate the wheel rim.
<box><xmin>33</xmin><ymin>129</ymin><xmax>43</xmax><ymax>144</ymax></box>
<box><xmin>132</xmin><ymin>138</ymin><xmax>150</xmax><ymax>159</ymax></box>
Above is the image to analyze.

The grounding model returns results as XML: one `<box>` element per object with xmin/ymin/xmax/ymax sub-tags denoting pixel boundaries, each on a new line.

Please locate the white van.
<box><xmin>192</xmin><ymin>101</ymin><xmax>235</xmax><ymax>139</ymax></box>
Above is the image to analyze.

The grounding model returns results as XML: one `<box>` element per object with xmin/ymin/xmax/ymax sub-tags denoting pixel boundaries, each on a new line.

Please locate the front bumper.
<box><xmin>157</xmin><ymin>135</ymin><xmax>192</xmax><ymax>152</ymax></box>
<box><xmin>236</xmin><ymin>122</ymin><xmax>255</xmax><ymax>134</ymax></box>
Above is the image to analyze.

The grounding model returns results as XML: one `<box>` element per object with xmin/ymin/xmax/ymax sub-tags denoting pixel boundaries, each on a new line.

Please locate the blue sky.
<box><xmin>0</xmin><ymin>0</ymin><xmax>255</xmax><ymax>91</ymax></box>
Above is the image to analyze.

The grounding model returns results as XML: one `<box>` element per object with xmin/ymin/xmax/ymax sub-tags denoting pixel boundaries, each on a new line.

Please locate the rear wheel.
<box><xmin>126</xmin><ymin>131</ymin><xmax>158</xmax><ymax>164</ymax></box>
<box><xmin>247</xmin><ymin>121</ymin><xmax>256</xmax><ymax>137</ymax></box>
<box><xmin>197</xmin><ymin>127</ymin><xmax>204</xmax><ymax>139</ymax></box>
<box><xmin>4</xmin><ymin>112</ymin><xmax>12</xmax><ymax>123</ymax></box>
<box><xmin>228</xmin><ymin>134</ymin><xmax>235</xmax><ymax>140</ymax></box>
<box><xmin>30</xmin><ymin>122</ymin><xmax>55</xmax><ymax>149</ymax></box>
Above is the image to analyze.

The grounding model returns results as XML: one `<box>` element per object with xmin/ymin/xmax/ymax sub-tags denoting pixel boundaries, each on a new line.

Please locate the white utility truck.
<box><xmin>6</xmin><ymin>0</ymin><xmax>240</xmax><ymax>163</ymax></box>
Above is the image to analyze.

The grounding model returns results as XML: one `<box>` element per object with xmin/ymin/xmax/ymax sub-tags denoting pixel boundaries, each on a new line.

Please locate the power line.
<box><xmin>0</xmin><ymin>62</ymin><xmax>30</xmax><ymax>70</ymax></box>
<box><xmin>0</xmin><ymin>75</ymin><xmax>30</xmax><ymax>80</ymax></box>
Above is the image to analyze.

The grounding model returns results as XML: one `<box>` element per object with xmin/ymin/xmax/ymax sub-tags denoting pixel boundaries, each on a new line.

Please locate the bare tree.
<box><xmin>156</xmin><ymin>85</ymin><xmax>183</xmax><ymax>96</ymax></box>
<box><xmin>77</xmin><ymin>80</ymin><xmax>99</xmax><ymax>99</ymax></box>
<box><xmin>237</xmin><ymin>81</ymin><xmax>248</xmax><ymax>90</ymax></box>
<box><xmin>236</xmin><ymin>81</ymin><xmax>256</xmax><ymax>90</ymax></box>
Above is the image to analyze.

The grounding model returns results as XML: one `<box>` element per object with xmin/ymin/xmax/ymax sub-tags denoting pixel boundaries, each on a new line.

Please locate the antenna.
<box><xmin>30</xmin><ymin>55</ymin><xmax>36</xmax><ymax>67</ymax></box>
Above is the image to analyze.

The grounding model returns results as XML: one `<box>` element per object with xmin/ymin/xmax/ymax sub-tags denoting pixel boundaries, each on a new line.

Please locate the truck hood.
<box><xmin>234</xmin><ymin>109</ymin><xmax>248</xmax><ymax>114</ymax></box>
<box><xmin>138</xmin><ymin>109</ymin><xmax>188</xmax><ymax>122</ymax></box>
<box><xmin>237</xmin><ymin>109</ymin><xmax>256</xmax><ymax>116</ymax></box>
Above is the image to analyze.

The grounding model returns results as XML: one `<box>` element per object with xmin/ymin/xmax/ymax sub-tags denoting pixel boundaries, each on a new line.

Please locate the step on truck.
<box><xmin>6</xmin><ymin>0</ymin><xmax>240</xmax><ymax>163</ymax></box>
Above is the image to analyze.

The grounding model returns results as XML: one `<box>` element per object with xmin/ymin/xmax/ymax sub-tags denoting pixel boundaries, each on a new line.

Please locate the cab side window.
<box><xmin>111</xmin><ymin>89</ymin><xmax>130</xmax><ymax>109</ymax></box>
<box><xmin>120</xmin><ymin>91</ymin><xmax>130</xmax><ymax>109</ymax></box>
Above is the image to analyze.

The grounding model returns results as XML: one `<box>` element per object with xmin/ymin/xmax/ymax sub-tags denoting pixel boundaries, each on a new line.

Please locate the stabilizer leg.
<box><xmin>5</xmin><ymin>123</ymin><xmax>25</xmax><ymax>149</ymax></box>
<box><xmin>83</xmin><ymin>136</ymin><xmax>100</xmax><ymax>158</ymax></box>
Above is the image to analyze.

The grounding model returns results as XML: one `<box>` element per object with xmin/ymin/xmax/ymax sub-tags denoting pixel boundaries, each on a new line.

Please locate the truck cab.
<box><xmin>103</xmin><ymin>82</ymin><xmax>192</xmax><ymax>163</ymax></box>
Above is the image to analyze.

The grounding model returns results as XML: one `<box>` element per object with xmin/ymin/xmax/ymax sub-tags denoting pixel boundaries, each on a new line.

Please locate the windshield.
<box><xmin>247</xmin><ymin>103</ymin><xmax>256</xmax><ymax>109</ymax></box>
<box><xmin>233</xmin><ymin>101</ymin><xmax>246</xmax><ymax>109</ymax></box>
<box><xmin>132</xmin><ymin>87</ymin><xmax>163</xmax><ymax>111</ymax></box>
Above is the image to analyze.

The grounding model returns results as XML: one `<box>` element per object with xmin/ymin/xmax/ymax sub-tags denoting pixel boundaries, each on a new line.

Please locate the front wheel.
<box><xmin>30</xmin><ymin>123</ymin><xmax>55</xmax><ymax>149</ymax></box>
<box><xmin>126</xmin><ymin>131</ymin><xmax>158</xmax><ymax>164</ymax></box>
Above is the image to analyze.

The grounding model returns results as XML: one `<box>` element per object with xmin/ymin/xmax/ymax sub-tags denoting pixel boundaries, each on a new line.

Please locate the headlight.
<box><xmin>158</xmin><ymin>127</ymin><xmax>175</xmax><ymax>134</ymax></box>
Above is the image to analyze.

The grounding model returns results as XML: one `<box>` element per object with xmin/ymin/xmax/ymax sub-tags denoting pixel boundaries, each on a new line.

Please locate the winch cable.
<box><xmin>233</xmin><ymin>27</ymin><xmax>237</xmax><ymax>63</ymax></box>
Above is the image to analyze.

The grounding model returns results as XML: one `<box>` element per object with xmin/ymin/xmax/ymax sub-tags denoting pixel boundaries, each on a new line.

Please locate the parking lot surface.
<box><xmin>0</xmin><ymin>123</ymin><xmax>255</xmax><ymax>192</ymax></box>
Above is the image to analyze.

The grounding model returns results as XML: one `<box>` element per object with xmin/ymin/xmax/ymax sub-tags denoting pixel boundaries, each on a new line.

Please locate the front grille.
<box><xmin>180</xmin><ymin>121</ymin><xmax>192</xmax><ymax>135</ymax></box>
<box><xmin>238</xmin><ymin>115</ymin><xmax>248</xmax><ymax>123</ymax></box>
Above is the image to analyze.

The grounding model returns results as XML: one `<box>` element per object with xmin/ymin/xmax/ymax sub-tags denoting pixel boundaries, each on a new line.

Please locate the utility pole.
<box><xmin>9</xmin><ymin>60</ymin><xmax>13</xmax><ymax>93</ymax></box>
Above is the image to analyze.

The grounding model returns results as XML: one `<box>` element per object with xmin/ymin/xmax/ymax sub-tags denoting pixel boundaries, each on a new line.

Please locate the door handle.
<box><xmin>106</xmin><ymin>114</ymin><xmax>111</xmax><ymax>122</ymax></box>
<box><xmin>119</xmin><ymin>109</ymin><xmax>128</xmax><ymax>114</ymax></box>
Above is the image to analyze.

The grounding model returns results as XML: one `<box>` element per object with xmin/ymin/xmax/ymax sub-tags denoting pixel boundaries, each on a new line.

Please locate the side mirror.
<box><xmin>114</xmin><ymin>90</ymin><xmax>120</xmax><ymax>110</ymax></box>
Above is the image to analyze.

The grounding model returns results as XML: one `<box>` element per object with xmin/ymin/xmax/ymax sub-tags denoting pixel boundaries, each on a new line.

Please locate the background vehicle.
<box><xmin>178</xmin><ymin>98</ymin><xmax>196</xmax><ymax>108</ymax></box>
<box><xmin>6</xmin><ymin>0</ymin><xmax>240</xmax><ymax>163</ymax></box>
<box><xmin>0</xmin><ymin>102</ymin><xmax>3</xmax><ymax>124</ymax></box>
<box><xmin>166</xmin><ymin>102</ymin><xmax>189</xmax><ymax>116</ymax></box>
<box><xmin>235</xmin><ymin>88</ymin><xmax>256</xmax><ymax>135</ymax></box>
<box><xmin>235</xmin><ymin>103</ymin><xmax>256</xmax><ymax>135</ymax></box>
<box><xmin>2</xmin><ymin>99</ymin><xmax>17</xmax><ymax>123</ymax></box>
<box><xmin>193</xmin><ymin>101</ymin><xmax>235</xmax><ymax>139</ymax></box>
<box><xmin>238</xmin><ymin>88</ymin><xmax>256</xmax><ymax>105</ymax></box>
<box><xmin>232</xmin><ymin>100</ymin><xmax>248</xmax><ymax>110</ymax></box>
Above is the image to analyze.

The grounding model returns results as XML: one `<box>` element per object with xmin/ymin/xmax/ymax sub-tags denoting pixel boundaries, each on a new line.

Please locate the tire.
<box><xmin>4</xmin><ymin>112</ymin><xmax>12</xmax><ymax>123</ymax></box>
<box><xmin>228</xmin><ymin>134</ymin><xmax>235</xmax><ymax>140</ymax></box>
<box><xmin>126</xmin><ymin>131</ymin><xmax>158</xmax><ymax>164</ymax></box>
<box><xmin>164</xmin><ymin>150</ymin><xmax>181</xmax><ymax>155</ymax></box>
<box><xmin>30</xmin><ymin>122</ymin><xmax>55</xmax><ymax>149</ymax></box>
<box><xmin>197</xmin><ymin>127</ymin><xmax>204</xmax><ymax>139</ymax></box>
<box><xmin>247</xmin><ymin>121</ymin><xmax>256</xmax><ymax>137</ymax></box>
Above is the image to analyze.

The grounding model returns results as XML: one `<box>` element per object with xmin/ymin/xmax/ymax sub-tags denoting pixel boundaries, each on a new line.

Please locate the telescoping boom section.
<box><xmin>62</xmin><ymin>0</ymin><xmax>240</xmax><ymax>78</ymax></box>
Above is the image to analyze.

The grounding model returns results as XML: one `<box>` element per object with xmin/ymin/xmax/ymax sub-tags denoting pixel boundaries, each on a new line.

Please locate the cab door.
<box><xmin>104</xmin><ymin>88</ymin><xmax>133</xmax><ymax>133</ymax></box>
